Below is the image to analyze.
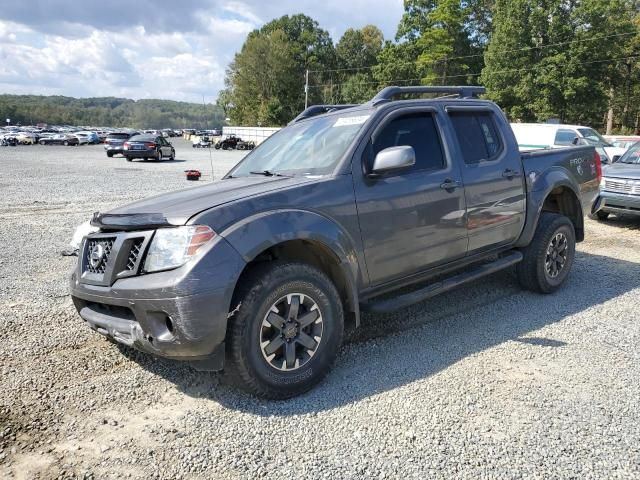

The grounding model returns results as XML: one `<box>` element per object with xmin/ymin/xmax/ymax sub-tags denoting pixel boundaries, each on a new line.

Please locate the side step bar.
<box><xmin>361</xmin><ymin>251</ymin><xmax>523</xmax><ymax>314</ymax></box>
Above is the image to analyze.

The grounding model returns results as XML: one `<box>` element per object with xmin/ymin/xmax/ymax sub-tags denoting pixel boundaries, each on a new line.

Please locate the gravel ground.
<box><xmin>1</xmin><ymin>140</ymin><xmax>639</xmax><ymax>479</ymax></box>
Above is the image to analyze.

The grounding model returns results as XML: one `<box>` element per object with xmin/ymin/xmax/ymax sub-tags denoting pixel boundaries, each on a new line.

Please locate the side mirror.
<box><xmin>370</xmin><ymin>146</ymin><xmax>416</xmax><ymax>177</ymax></box>
<box><xmin>612</xmin><ymin>155</ymin><xmax>621</xmax><ymax>163</ymax></box>
<box><xmin>572</xmin><ymin>137</ymin><xmax>586</xmax><ymax>146</ymax></box>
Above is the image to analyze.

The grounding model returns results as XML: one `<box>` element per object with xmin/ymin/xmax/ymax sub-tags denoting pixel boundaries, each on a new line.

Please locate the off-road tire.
<box><xmin>517</xmin><ymin>212</ymin><xmax>576</xmax><ymax>294</ymax></box>
<box><xmin>226</xmin><ymin>262</ymin><xmax>344</xmax><ymax>399</ymax></box>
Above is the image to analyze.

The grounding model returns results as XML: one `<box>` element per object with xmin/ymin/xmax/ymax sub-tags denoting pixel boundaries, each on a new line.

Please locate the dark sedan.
<box><xmin>123</xmin><ymin>134</ymin><xmax>175</xmax><ymax>162</ymax></box>
<box><xmin>39</xmin><ymin>134</ymin><xmax>79</xmax><ymax>146</ymax></box>
<box><xmin>592</xmin><ymin>141</ymin><xmax>640</xmax><ymax>219</ymax></box>
<box><xmin>104</xmin><ymin>132</ymin><xmax>138</xmax><ymax>157</ymax></box>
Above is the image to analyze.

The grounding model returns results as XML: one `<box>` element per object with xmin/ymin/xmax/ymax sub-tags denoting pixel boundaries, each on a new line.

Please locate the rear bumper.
<box><xmin>593</xmin><ymin>191</ymin><xmax>640</xmax><ymax>216</ymax></box>
<box><xmin>124</xmin><ymin>149</ymin><xmax>158</xmax><ymax>158</ymax></box>
<box><xmin>104</xmin><ymin>145</ymin><xmax>125</xmax><ymax>153</ymax></box>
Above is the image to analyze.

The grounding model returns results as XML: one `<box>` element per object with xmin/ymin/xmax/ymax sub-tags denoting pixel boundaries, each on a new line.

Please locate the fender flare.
<box><xmin>516</xmin><ymin>168</ymin><xmax>584</xmax><ymax>247</ymax></box>
<box><xmin>220</xmin><ymin>209</ymin><xmax>362</xmax><ymax>326</ymax></box>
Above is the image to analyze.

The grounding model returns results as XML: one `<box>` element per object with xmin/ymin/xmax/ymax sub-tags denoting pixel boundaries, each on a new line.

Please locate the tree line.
<box><xmin>218</xmin><ymin>1</ymin><xmax>640</xmax><ymax>133</ymax></box>
<box><xmin>0</xmin><ymin>95</ymin><xmax>226</xmax><ymax>129</ymax></box>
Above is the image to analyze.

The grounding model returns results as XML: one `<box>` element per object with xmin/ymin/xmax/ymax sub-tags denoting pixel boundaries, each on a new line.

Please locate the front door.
<box><xmin>354</xmin><ymin>110</ymin><xmax>468</xmax><ymax>286</ymax></box>
<box><xmin>447</xmin><ymin>109</ymin><xmax>526</xmax><ymax>253</ymax></box>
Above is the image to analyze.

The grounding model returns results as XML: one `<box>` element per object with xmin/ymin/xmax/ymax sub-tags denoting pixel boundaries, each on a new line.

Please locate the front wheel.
<box><xmin>156</xmin><ymin>150</ymin><xmax>163</xmax><ymax>161</ymax></box>
<box><xmin>517</xmin><ymin>213</ymin><xmax>576</xmax><ymax>294</ymax></box>
<box><xmin>226</xmin><ymin>263</ymin><xmax>344</xmax><ymax>399</ymax></box>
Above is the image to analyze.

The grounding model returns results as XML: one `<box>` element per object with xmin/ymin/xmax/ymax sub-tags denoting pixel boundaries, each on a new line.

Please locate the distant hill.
<box><xmin>0</xmin><ymin>94</ymin><xmax>226</xmax><ymax>129</ymax></box>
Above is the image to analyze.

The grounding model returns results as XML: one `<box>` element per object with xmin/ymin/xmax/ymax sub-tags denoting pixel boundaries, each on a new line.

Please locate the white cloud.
<box><xmin>0</xmin><ymin>1</ymin><xmax>404</xmax><ymax>102</ymax></box>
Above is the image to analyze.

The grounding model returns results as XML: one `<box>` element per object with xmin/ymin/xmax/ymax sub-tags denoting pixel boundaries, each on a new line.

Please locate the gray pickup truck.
<box><xmin>70</xmin><ymin>86</ymin><xmax>601</xmax><ymax>398</ymax></box>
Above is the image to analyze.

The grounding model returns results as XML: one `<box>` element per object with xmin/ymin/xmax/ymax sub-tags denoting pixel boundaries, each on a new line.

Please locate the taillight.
<box><xmin>145</xmin><ymin>142</ymin><xmax>157</xmax><ymax>149</ymax></box>
<box><xmin>594</xmin><ymin>151</ymin><xmax>602</xmax><ymax>183</ymax></box>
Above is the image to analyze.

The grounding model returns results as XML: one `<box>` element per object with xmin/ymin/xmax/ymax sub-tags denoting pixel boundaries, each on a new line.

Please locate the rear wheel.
<box><xmin>226</xmin><ymin>263</ymin><xmax>344</xmax><ymax>399</ymax></box>
<box><xmin>126</xmin><ymin>156</ymin><xmax>132</xmax><ymax>162</ymax></box>
<box><xmin>107</xmin><ymin>152</ymin><xmax>113</xmax><ymax>158</ymax></box>
<box><xmin>157</xmin><ymin>150</ymin><xmax>163</xmax><ymax>161</ymax></box>
<box><xmin>517</xmin><ymin>213</ymin><xmax>576</xmax><ymax>294</ymax></box>
<box><xmin>170</xmin><ymin>149</ymin><xmax>175</xmax><ymax>160</ymax></box>
<box><xmin>63</xmin><ymin>141</ymin><xmax>69</xmax><ymax>146</ymax></box>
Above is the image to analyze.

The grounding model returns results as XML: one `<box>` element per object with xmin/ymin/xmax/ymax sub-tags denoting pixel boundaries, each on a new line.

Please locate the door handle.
<box><xmin>440</xmin><ymin>179</ymin><xmax>461</xmax><ymax>191</ymax></box>
<box><xmin>502</xmin><ymin>168</ymin><xmax>520</xmax><ymax>179</ymax></box>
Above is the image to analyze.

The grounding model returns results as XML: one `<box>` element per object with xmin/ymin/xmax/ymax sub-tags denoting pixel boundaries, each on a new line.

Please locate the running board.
<box><xmin>361</xmin><ymin>251</ymin><xmax>523</xmax><ymax>314</ymax></box>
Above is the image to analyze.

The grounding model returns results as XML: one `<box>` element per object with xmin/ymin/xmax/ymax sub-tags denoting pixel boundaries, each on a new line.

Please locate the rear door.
<box><xmin>353</xmin><ymin>108</ymin><xmax>468</xmax><ymax>286</ymax></box>
<box><xmin>447</xmin><ymin>108</ymin><xmax>526</xmax><ymax>253</ymax></box>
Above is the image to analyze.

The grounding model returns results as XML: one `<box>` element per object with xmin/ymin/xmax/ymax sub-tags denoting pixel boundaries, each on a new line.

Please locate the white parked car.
<box><xmin>511</xmin><ymin>123</ymin><xmax>626</xmax><ymax>163</ymax></box>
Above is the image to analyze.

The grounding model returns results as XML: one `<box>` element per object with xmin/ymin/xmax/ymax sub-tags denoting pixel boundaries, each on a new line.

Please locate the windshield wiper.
<box><xmin>249</xmin><ymin>170</ymin><xmax>291</xmax><ymax>177</ymax></box>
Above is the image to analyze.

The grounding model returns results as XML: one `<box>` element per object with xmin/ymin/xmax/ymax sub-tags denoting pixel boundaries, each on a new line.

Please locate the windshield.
<box><xmin>615</xmin><ymin>142</ymin><xmax>640</xmax><ymax>164</ymax></box>
<box><xmin>229</xmin><ymin>110</ymin><xmax>372</xmax><ymax>177</ymax></box>
<box><xmin>577</xmin><ymin>128</ymin><xmax>612</xmax><ymax>147</ymax></box>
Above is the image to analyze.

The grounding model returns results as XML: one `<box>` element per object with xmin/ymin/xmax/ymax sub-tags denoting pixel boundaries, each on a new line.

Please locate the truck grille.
<box><xmin>85</xmin><ymin>238</ymin><xmax>115</xmax><ymax>274</ymax></box>
<box><xmin>603</xmin><ymin>178</ymin><xmax>640</xmax><ymax>195</ymax></box>
<box><xmin>126</xmin><ymin>238</ymin><xmax>145</xmax><ymax>271</ymax></box>
<box><xmin>80</xmin><ymin>231</ymin><xmax>152</xmax><ymax>286</ymax></box>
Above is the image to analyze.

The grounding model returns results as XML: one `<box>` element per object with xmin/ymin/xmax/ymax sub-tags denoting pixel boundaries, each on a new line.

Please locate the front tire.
<box><xmin>517</xmin><ymin>213</ymin><xmax>576</xmax><ymax>294</ymax></box>
<box><xmin>226</xmin><ymin>263</ymin><xmax>344</xmax><ymax>399</ymax></box>
<box><xmin>156</xmin><ymin>150</ymin><xmax>163</xmax><ymax>161</ymax></box>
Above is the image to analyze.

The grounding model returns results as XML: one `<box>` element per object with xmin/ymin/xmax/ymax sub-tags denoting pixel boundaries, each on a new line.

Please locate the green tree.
<box><xmin>482</xmin><ymin>0</ymin><xmax>637</xmax><ymax>128</ymax></box>
<box><xmin>396</xmin><ymin>0</ymin><xmax>487</xmax><ymax>85</ymax></box>
<box><xmin>334</xmin><ymin>25</ymin><xmax>384</xmax><ymax>103</ymax></box>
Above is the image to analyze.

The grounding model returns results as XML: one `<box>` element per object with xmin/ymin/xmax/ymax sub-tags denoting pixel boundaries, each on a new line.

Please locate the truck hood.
<box><xmin>603</xmin><ymin>162</ymin><xmax>640</xmax><ymax>180</ymax></box>
<box><xmin>93</xmin><ymin>175</ymin><xmax>316</xmax><ymax>230</ymax></box>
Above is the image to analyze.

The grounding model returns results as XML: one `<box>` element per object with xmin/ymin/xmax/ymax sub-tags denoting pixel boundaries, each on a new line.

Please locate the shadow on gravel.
<box><xmin>120</xmin><ymin>251</ymin><xmax>640</xmax><ymax>415</ymax></box>
<box><xmin>596</xmin><ymin>215</ymin><xmax>640</xmax><ymax>231</ymax></box>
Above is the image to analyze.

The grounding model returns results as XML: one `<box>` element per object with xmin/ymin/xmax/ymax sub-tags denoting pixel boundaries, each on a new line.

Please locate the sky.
<box><xmin>0</xmin><ymin>0</ymin><xmax>404</xmax><ymax>104</ymax></box>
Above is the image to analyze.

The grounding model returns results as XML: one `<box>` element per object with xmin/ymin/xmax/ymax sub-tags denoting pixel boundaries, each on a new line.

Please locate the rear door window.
<box><xmin>449</xmin><ymin>111</ymin><xmax>503</xmax><ymax>164</ymax></box>
<box><xmin>554</xmin><ymin>129</ymin><xmax>578</xmax><ymax>146</ymax></box>
<box><xmin>373</xmin><ymin>112</ymin><xmax>445</xmax><ymax>172</ymax></box>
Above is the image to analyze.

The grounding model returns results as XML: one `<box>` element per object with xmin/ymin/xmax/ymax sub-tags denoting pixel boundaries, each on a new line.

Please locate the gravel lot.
<box><xmin>1</xmin><ymin>140</ymin><xmax>639</xmax><ymax>479</ymax></box>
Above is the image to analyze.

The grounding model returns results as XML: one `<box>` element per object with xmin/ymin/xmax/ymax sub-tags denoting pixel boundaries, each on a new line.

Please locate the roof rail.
<box><xmin>372</xmin><ymin>85</ymin><xmax>486</xmax><ymax>104</ymax></box>
<box><xmin>291</xmin><ymin>104</ymin><xmax>359</xmax><ymax>124</ymax></box>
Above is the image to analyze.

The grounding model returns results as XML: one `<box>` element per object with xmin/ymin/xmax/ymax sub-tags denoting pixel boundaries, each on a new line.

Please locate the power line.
<box><xmin>306</xmin><ymin>54</ymin><xmax>640</xmax><ymax>90</ymax></box>
<box><xmin>308</xmin><ymin>31</ymin><xmax>637</xmax><ymax>75</ymax></box>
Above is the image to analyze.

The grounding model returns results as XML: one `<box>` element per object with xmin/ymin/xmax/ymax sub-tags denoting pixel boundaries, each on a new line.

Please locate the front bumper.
<box><xmin>593</xmin><ymin>191</ymin><xmax>640</xmax><ymax>216</ymax></box>
<box><xmin>70</xmin><ymin>235</ymin><xmax>246</xmax><ymax>370</ymax></box>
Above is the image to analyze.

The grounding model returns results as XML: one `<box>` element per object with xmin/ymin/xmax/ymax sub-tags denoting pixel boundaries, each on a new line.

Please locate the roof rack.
<box><xmin>372</xmin><ymin>85</ymin><xmax>486</xmax><ymax>104</ymax></box>
<box><xmin>291</xmin><ymin>104</ymin><xmax>359</xmax><ymax>124</ymax></box>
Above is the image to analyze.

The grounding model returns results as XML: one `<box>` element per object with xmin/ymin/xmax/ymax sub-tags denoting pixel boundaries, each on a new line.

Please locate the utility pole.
<box><xmin>304</xmin><ymin>69</ymin><xmax>309</xmax><ymax>109</ymax></box>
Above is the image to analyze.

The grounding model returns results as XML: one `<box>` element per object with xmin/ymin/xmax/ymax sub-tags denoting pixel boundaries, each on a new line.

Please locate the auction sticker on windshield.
<box><xmin>333</xmin><ymin>115</ymin><xmax>370</xmax><ymax>127</ymax></box>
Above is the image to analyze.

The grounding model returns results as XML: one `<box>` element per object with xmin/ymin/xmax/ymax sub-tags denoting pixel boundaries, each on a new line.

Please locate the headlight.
<box><xmin>144</xmin><ymin>225</ymin><xmax>215</xmax><ymax>273</ymax></box>
<box><xmin>600</xmin><ymin>176</ymin><xmax>606</xmax><ymax>187</ymax></box>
